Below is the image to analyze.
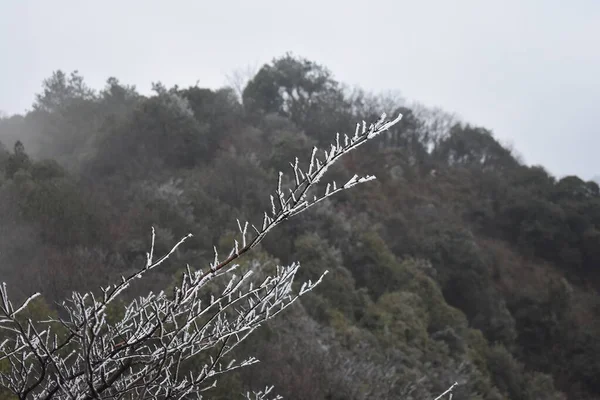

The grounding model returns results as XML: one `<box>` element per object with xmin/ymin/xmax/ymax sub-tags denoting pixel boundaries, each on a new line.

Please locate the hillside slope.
<box><xmin>1</xmin><ymin>55</ymin><xmax>599</xmax><ymax>399</ymax></box>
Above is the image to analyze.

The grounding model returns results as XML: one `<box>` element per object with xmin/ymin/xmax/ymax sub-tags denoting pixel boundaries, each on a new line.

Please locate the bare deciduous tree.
<box><xmin>225</xmin><ymin>64</ymin><xmax>260</xmax><ymax>103</ymax></box>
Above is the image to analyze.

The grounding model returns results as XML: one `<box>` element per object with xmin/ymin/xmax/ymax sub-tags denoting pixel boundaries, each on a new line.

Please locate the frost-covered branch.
<box><xmin>243</xmin><ymin>385</ymin><xmax>282</xmax><ymax>400</ymax></box>
<box><xmin>0</xmin><ymin>113</ymin><xmax>402</xmax><ymax>399</ymax></box>
<box><xmin>433</xmin><ymin>382</ymin><xmax>458</xmax><ymax>400</ymax></box>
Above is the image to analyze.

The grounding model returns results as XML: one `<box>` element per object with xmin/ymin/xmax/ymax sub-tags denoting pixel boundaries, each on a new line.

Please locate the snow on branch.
<box><xmin>0</xmin><ymin>113</ymin><xmax>403</xmax><ymax>399</ymax></box>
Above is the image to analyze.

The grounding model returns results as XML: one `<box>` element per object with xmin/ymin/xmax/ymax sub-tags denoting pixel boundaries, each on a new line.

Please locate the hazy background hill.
<box><xmin>0</xmin><ymin>53</ymin><xmax>599</xmax><ymax>399</ymax></box>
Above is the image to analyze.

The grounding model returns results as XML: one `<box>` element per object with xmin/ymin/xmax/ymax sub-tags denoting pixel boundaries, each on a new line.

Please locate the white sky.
<box><xmin>1</xmin><ymin>0</ymin><xmax>599</xmax><ymax>179</ymax></box>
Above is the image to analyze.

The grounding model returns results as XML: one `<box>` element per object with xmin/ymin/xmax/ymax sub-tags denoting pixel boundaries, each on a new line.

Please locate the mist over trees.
<box><xmin>1</xmin><ymin>53</ymin><xmax>600</xmax><ymax>399</ymax></box>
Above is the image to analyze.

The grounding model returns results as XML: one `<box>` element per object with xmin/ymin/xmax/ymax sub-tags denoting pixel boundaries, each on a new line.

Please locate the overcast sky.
<box><xmin>1</xmin><ymin>0</ymin><xmax>598</xmax><ymax>179</ymax></box>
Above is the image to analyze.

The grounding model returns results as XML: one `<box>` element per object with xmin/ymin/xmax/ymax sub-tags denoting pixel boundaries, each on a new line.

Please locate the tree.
<box><xmin>243</xmin><ymin>53</ymin><xmax>339</xmax><ymax>119</ymax></box>
<box><xmin>179</xmin><ymin>86</ymin><xmax>243</xmax><ymax>153</ymax></box>
<box><xmin>89</xmin><ymin>84</ymin><xmax>210</xmax><ymax>178</ymax></box>
<box><xmin>30</xmin><ymin>70</ymin><xmax>101</xmax><ymax>164</ymax></box>
<box><xmin>242</xmin><ymin>54</ymin><xmax>350</xmax><ymax>144</ymax></box>
<box><xmin>433</xmin><ymin>124</ymin><xmax>519</xmax><ymax>171</ymax></box>
<box><xmin>5</xmin><ymin>140</ymin><xmax>32</xmax><ymax>179</ymax></box>
<box><xmin>98</xmin><ymin>77</ymin><xmax>141</xmax><ymax>118</ymax></box>
<box><xmin>33</xmin><ymin>70</ymin><xmax>96</xmax><ymax>114</ymax></box>
<box><xmin>0</xmin><ymin>113</ymin><xmax>461</xmax><ymax>400</ymax></box>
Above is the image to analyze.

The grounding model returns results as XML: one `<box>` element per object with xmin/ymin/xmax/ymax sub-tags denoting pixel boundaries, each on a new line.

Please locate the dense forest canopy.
<box><xmin>1</xmin><ymin>53</ymin><xmax>599</xmax><ymax>399</ymax></box>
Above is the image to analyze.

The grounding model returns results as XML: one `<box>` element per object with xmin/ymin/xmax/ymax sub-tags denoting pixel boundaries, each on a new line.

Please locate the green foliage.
<box><xmin>15</xmin><ymin>175</ymin><xmax>104</xmax><ymax>247</ymax></box>
<box><xmin>34</xmin><ymin>70</ymin><xmax>96</xmax><ymax>113</ymax></box>
<box><xmin>99</xmin><ymin>77</ymin><xmax>140</xmax><ymax>116</ymax></box>
<box><xmin>402</xmin><ymin>262</ymin><xmax>468</xmax><ymax>336</ymax></box>
<box><xmin>4</xmin><ymin>141</ymin><xmax>31</xmax><ymax>179</ymax></box>
<box><xmin>364</xmin><ymin>290</ymin><xmax>430</xmax><ymax>349</ymax></box>
<box><xmin>561</xmin><ymin>330</ymin><xmax>600</xmax><ymax>396</ymax></box>
<box><xmin>29</xmin><ymin>71</ymin><xmax>103</xmax><ymax>166</ymax></box>
<box><xmin>90</xmin><ymin>86</ymin><xmax>209</xmax><ymax>178</ymax></box>
<box><xmin>485</xmin><ymin>344</ymin><xmax>565</xmax><ymax>400</ymax></box>
<box><xmin>137</xmin><ymin>88</ymin><xmax>208</xmax><ymax>168</ymax></box>
<box><xmin>1</xmin><ymin>56</ymin><xmax>594</xmax><ymax>399</ymax></box>
<box><xmin>243</xmin><ymin>53</ymin><xmax>337</xmax><ymax>117</ymax></box>
<box><xmin>30</xmin><ymin>159</ymin><xmax>66</xmax><ymax>181</ymax></box>
<box><xmin>0</xmin><ymin>140</ymin><xmax>9</xmax><ymax>177</ymax></box>
<box><xmin>486</xmin><ymin>344</ymin><xmax>527</xmax><ymax>400</ymax></box>
<box><xmin>11</xmin><ymin>295</ymin><xmax>60</xmax><ymax>332</ymax></box>
<box><xmin>292</xmin><ymin>233</ymin><xmax>359</xmax><ymax>320</ymax></box>
<box><xmin>243</xmin><ymin>53</ymin><xmax>351</xmax><ymax>144</ymax></box>
<box><xmin>262</xmin><ymin>120</ymin><xmax>314</xmax><ymax>172</ymax></box>
<box><xmin>179</xmin><ymin>86</ymin><xmax>243</xmax><ymax>152</ymax></box>
<box><xmin>344</xmin><ymin>230</ymin><xmax>414</xmax><ymax>300</ymax></box>
<box><xmin>433</xmin><ymin>124</ymin><xmax>519</xmax><ymax>171</ymax></box>
<box><xmin>199</xmin><ymin>151</ymin><xmax>271</xmax><ymax>212</ymax></box>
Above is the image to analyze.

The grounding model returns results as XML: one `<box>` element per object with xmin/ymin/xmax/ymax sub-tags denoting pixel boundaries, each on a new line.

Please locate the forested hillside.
<box><xmin>1</xmin><ymin>54</ymin><xmax>599</xmax><ymax>399</ymax></box>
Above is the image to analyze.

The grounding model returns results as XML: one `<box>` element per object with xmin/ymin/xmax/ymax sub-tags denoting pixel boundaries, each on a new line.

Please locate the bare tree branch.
<box><xmin>0</xmin><ymin>113</ymin><xmax>420</xmax><ymax>399</ymax></box>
